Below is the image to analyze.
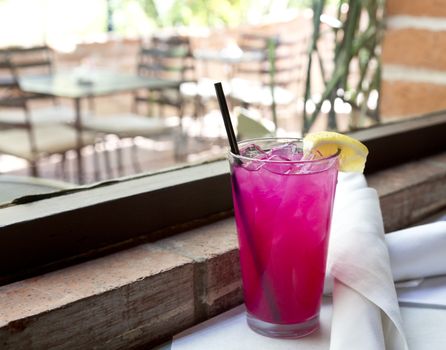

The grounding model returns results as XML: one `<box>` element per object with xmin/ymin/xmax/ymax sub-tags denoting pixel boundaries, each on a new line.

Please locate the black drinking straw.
<box><xmin>214</xmin><ymin>82</ymin><xmax>281</xmax><ymax>323</ymax></box>
<box><xmin>214</xmin><ymin>82</ymin><xmax>239</xmax><ymax>155</ymax></box>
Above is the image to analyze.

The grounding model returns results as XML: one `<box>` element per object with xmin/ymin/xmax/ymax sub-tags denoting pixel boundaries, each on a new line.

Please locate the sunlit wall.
<box><xmin>0</xmin><ymin>0</ymin><xmax>153</xmax><ymax>51</ymax></box>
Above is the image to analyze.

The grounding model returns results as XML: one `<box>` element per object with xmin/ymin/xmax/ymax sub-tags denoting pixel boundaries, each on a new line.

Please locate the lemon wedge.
<box><xmin>303</xmin><ymin>131</ymin><xmax>369</xmax><ymax>172</ymax></box>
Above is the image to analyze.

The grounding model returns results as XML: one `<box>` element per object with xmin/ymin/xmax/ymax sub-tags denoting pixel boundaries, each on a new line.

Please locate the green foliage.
<box><xmin>133</xmin><ymin>0</ymin><xmax>255</xmax><ymax>28</ymax></box>
<box><xmin>303</xmin><ymin>0</ymin><xmax>385</xmax><ymax>132</ymax></box>
<box><xmin>119</xmin><ymin>0</ymin><xmax>338</xmax><ymax>29</ymax></box>
<box><xmin>288</xmin><ymin>0</ymin><xmax>316</xmax><ymax>7</ymax></box>
<box><xmin>128</xmin><ymin>0</ymin><xmax>338</xmax><ymax>28</ymax></box>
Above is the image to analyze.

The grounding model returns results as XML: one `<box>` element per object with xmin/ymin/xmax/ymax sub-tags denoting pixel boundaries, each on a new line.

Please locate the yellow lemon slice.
<box><xmin>303</xmin><ymin>131</ymin><xmax>369</xmax><ymax>173</ymax></box>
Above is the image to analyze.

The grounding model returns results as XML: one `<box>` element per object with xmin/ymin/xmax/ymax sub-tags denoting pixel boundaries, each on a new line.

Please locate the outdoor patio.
<box><xmin>2</xmin><ymin>0</ymin><xmax>382</xmax><ymax>189</ymax></box>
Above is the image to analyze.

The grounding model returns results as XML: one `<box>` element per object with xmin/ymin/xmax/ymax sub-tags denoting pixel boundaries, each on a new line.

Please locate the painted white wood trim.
<box><xmin>383</xmin><ymin>64</ymin><xmax>446</xmax><ymax>85</ymax></box>
<box><xmin>387</xmin><ymin>15</ymin><xmax>446</xmax><ymax>32</ymax></box>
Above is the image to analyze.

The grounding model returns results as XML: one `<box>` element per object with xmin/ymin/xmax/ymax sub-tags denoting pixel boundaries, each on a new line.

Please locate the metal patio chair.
<box><xmin>0</xmin><ymin>55</ymin><xmax>97</xmax><ymax>179</ymax></box>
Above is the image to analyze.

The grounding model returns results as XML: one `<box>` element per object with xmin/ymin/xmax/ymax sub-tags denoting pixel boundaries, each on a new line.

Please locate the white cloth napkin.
<box><xmin>387</xmin><ymin>221</ymin><xmax>446</xmax><ymax>282</ymax></box>
<box><xmin>327</xmin><ymin>172</ymin><xmax>408</xmax><ymax>350</ymax></box>
<box><xmin>325</xmin><ymin>221</ymin><xmax>446</xmax><ymax>293</ymax></box>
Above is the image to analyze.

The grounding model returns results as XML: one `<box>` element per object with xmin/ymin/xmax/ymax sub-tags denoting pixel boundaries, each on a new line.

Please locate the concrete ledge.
<box><xmin>0</xmin><ymin>245</ymin><xmax>196</xmax><ymax>349</ymax></box>
<box><xmin>1</xmin><ymin>152</ymin><xmax>446</xmax><ymax>349</ymax></box>
<box><xmin>368</xmin><ymin>151</ymin><xmax>446</xmax><ymax>231</ymax></box>
<box><xmin>0</xmin><ymin>219</ymin><xmax>243</xmax><ymax>350</ymax></box>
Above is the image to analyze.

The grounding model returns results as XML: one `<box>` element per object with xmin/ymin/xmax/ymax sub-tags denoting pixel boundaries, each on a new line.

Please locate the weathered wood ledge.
<box><xmin>1</xmin><ymin>151</ymin><xmax>445</xmax><ymax>349</ymax></box>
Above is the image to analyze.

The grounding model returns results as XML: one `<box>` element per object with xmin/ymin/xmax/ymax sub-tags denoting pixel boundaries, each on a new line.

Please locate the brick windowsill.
<box><xmin>1</xmin><ymin>152</ymin><xmax>445</xmax><ymax>349</ymax></box>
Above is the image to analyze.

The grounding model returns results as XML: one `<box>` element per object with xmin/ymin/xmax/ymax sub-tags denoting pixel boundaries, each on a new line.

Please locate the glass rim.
<box><xmin>228</xmin><ymin>137</ymin><xmax>341</xmax><ymax>164</ymax></box>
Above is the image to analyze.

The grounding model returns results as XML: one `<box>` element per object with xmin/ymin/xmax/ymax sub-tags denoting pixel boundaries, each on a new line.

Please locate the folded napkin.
<box><xmin>327</xmin><ymin>172</ymin><xmax>408</xmax><ymax>350</ymax></box>
<box><xmin>386</xmin><ymin>221</ymin><xmax>446</xmax><ymax>283</ymax></box>
<box><xmin>325</xmin><ymin>221</ymin><xmax>446</xmax><ymax>293</ymax></box>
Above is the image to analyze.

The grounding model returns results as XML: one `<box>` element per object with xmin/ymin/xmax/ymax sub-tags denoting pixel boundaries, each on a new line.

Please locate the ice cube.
<box><xmin>240</xmin><ymin>143</ymin><xmax>267</xmax><ymax>159</ymax></box>
<box><xmin>239</xmin><ymin>144</ymin><xmax>268</xmax><ymax>171</ymax></box>
<box><xmin>241</xmin><ymin>159</ymin><xmax>265</xmax><ymax>171</ymax></box>
<box><xmin>299</xmin><ymin>150</ymin><xmax>327</xmax><ymax>173</ymax></box>
<box><xmin>263</xmin><ymin>154</ymin><xmax>294</xmax><ymax>174</ymax></box>
<box><xmin>268</xmin><ymin>142</ymin><xmax>301</xmax><ymax>161</ymax></box>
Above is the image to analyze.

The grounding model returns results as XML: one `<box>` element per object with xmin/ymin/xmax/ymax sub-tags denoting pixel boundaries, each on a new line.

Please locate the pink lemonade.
<box><xmin>230</xmin><ymin>138</ymin><xmax>338</xmax><ymax>337</ymax></box>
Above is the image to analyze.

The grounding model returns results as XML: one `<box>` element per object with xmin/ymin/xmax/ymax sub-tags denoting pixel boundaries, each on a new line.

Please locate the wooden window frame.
<box><xmin>1</xmin><ymin>112</ymin><xmax>446</xmax><ymax>285</ymax></box>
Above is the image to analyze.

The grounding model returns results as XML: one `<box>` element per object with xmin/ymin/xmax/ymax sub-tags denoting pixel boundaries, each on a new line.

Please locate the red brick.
<box><xmin>386</xmin><ymin>0</ymin><xmax>446</xmax><ymax>18</ymax></box>
<box><xmin>380</xmin><ymin>80</ymin><xmax>446</xmax><ymax>119</ymax></box>
<box><xmin>382</xmin><ymin>29</ymin><xmax>446</xmax><ymax>71</ymax></box>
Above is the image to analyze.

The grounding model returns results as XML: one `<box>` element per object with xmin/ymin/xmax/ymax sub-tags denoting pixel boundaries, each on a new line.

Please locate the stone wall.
<box><xmin>54</xmin><ymin>37</ymin><xmax>140</xmax><ymax>72</ymax></box>
<box><xmin>381</xmin><ymin>0</ymin><xmax>446</xmax><ymax>120</ymax></box>
<box><xmin>53</xmin><ymin>14</ymin><xmax>314</xmax><ymax>81</ymax></box>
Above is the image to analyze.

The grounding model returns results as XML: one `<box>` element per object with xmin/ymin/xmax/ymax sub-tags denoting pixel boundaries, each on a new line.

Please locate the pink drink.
<box><xmin>229</xmin><ymin>138</ymin><xmax>338</xmax><ymax>338</ymax></box>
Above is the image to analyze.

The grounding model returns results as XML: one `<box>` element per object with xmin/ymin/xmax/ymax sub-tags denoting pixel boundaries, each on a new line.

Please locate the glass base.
<box><xmin>247</xmin><ymin>313</ymin><xmax>320</xmax><ymax>339</ymax></box>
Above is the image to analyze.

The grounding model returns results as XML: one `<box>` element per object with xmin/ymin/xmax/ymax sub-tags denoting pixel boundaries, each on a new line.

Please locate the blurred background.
<box><xmin>0</xmin><ymin>0</ymin><xmax>440</xmax><ymax>198</ymax></box>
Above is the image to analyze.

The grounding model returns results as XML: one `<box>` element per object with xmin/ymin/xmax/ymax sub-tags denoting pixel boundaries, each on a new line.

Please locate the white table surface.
<box><xmin>171</xmin><ymin>278</ymin><xmax>446</xmax><ymax>350</ymax></box>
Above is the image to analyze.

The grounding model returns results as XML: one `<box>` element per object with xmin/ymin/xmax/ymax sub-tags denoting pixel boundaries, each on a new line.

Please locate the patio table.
<box><xmin>19</xmin><ymin>71</ymin><xmax>182</xmax><ymax>183</ymax></box>
<box><xmin>193</xmin><ymin>48</ymin><xmax>264</xmax><ymax>80</ymax></box>
<box><xmin>194</xmin><ymin>48</ymin><xmax>264</xmax><ymax>65</ymax></box>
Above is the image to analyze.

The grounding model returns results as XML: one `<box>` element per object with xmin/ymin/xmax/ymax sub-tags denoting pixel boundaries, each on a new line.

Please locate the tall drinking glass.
<box><xmin>229</xmin><ymin>138</ymin><xmax>339</xmax><ymax>338</ymax></box>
